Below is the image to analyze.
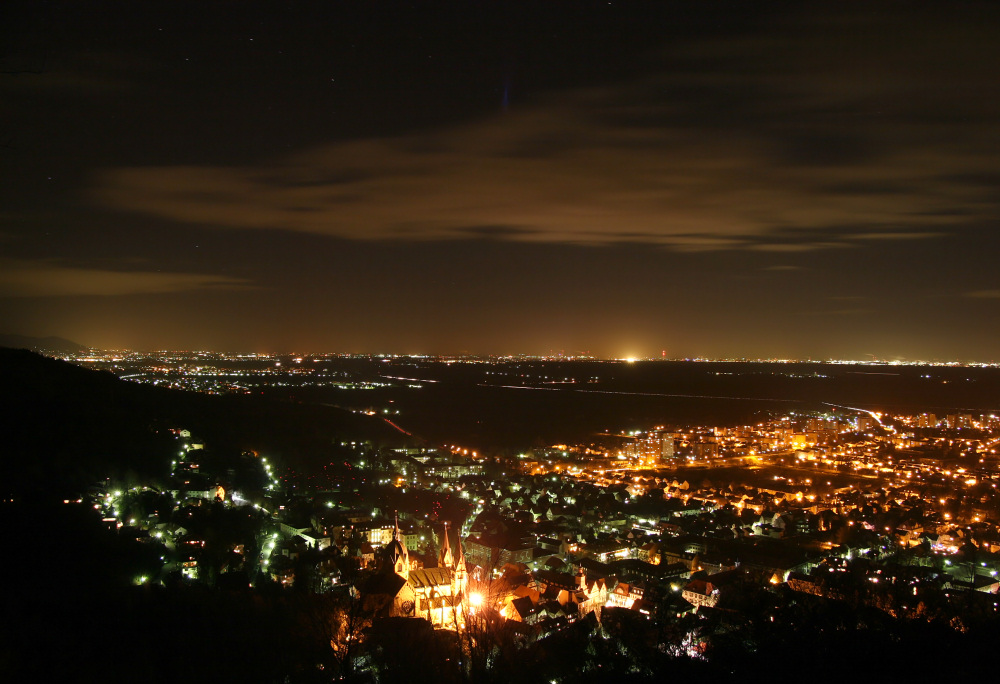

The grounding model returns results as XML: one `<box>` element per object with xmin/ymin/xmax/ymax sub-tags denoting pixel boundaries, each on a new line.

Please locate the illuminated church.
<box><xmin>364</xmin><ymin>521</ymin><xmax>469</xmax><ymax>628</ymax></box>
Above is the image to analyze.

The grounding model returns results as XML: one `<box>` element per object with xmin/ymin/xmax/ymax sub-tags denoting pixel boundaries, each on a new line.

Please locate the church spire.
<box><xmin>453</xmin><ymin>526</ymin><xmax>468</xmax><ymax>591</ymax></box>
<box><xmin>455</xmin><ymin>529</ymin><xmax>466</xmax><ymax>569</ymax></box>
<box><xmin>439</xmin><ymin>522</ymin><xmax>454</xmax><ymax>569</ymax></box>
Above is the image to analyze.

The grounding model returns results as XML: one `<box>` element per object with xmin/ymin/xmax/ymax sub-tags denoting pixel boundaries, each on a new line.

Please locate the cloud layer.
<box><xmin>0</xmin><ymin>259</ymin><xmax>248</xmax><ymax>298</ymax></box>
<box><xmin>91</xmin><ymin>9</ymin><xmax>999</xmax><ymax>252</ymax></box>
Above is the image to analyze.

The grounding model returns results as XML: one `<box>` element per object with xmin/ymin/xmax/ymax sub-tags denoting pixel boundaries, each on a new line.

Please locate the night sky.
<box><xmin>3</xmin><ymin>2</ymin><xmax>1000</xmax><ymax>360</ymax></box>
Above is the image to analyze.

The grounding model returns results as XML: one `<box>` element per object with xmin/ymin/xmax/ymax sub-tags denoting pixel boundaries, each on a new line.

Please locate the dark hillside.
<box><xmin>0</xmin><ymin>348</ymin><xmax>405</xmax><ymax>498</ymax></box>
<box><xmin>0</xmin><ymin>334</ymin><xmax>87</xmax><ymax>353</ymax></box>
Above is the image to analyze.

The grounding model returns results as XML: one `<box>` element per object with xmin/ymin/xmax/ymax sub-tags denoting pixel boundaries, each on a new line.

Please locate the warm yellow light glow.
<box><xmin>468</xmin><ymin>592</ymin><xmax>483</xmax><ymax>607</ymax></box>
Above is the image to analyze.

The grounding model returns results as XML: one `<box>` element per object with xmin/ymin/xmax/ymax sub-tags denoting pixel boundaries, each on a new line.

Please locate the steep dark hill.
<box><xmin>0</xmin><ymin>348</ymin><xmax>405</xmax><ymax>498</ymax></box>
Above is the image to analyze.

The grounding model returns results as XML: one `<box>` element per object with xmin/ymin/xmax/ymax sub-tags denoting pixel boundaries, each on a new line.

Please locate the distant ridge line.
<box><xmin>0</xmin><ymin>334</ymin><xmax>86</xmax><ymax>353</ymax></box>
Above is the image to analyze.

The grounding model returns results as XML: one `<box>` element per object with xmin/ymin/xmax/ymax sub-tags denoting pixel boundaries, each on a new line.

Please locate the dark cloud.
<box><xmin>799</xmin><ymin>308</ymin><xmax>875</xmax><ymax>317</ymax></box>
<box><xmin>0</xmin><ymin>259</ymin><xmax>250</xmax><ymax>298</ymax></box>
<box><xmin>457</xmin><ymin>225</ymin><xmax>540</xmax><ymax>239</ymax></box>
<box><xmin>939</xmin><ymin>172</ymin><xmax>1000</xmax><ymax>188</ymax></box>
<box><xmin>778</xmin><ymin>132</ymin><xmax>883</xmax><ymax>167</ymax></box>
<box><xmin>822</xmin><ymin>182</ymin><xmax>911</xmax><ymax>196</ymax></box>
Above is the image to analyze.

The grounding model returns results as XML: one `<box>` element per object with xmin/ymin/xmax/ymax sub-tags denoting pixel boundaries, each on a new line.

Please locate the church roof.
<box><xmin>407</xmin><ymin>567</ymin><xmax>454</xmax><ymax>590</ymax></box>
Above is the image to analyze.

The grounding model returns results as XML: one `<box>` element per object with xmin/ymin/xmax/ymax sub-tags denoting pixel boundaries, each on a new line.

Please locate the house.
<box><xmin>503</xmin><ymin>595</ymin><xmax>541</xmax><ymax>624</ymax></box>
<box><xmin>358</xmin><ymin>542</ymin><xmax>376</xmax><ymax>568</ymax></box>
<box><xmin>606</xmin><ymin>581</ymin><xmax>642</xmax><ymax>609</ymax></box>
<box><xmin>681</xmin><ymin>569</ymin><xmax>744</xmax><ymax>610</ymax></box>
<box><xmin>534</xmin><ymin>569</ymin><xmax>587</xmax><ymax>607</ymax></box>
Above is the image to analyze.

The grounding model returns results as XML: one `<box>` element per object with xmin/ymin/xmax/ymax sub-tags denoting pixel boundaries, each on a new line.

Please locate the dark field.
<box><xmin>285</xmin><ymin>359</ymin><xmax>1000</xmax><ymax>452</ymax></box>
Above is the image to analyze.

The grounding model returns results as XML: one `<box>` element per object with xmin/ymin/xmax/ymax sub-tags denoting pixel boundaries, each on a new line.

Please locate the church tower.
<box><xmin>438</xmin><ymin>521</ymin><xmax>468</xmax><ymax>595</ymax></box>
<box><xmin>387</xmin><ymin>512</ymin><xmax>409</xmax><ymax>580</ymax></box>
<box><xmin>439</xmin><ymin>521</ymin><xmax>454</xmax><ymax>569</ymax></box>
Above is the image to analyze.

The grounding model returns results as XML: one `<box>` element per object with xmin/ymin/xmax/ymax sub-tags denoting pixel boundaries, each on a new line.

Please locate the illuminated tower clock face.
<box><xmin>401</xmin><ymin>600</ymin><xmax>415</xmax><ymax>615</ymax></box>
